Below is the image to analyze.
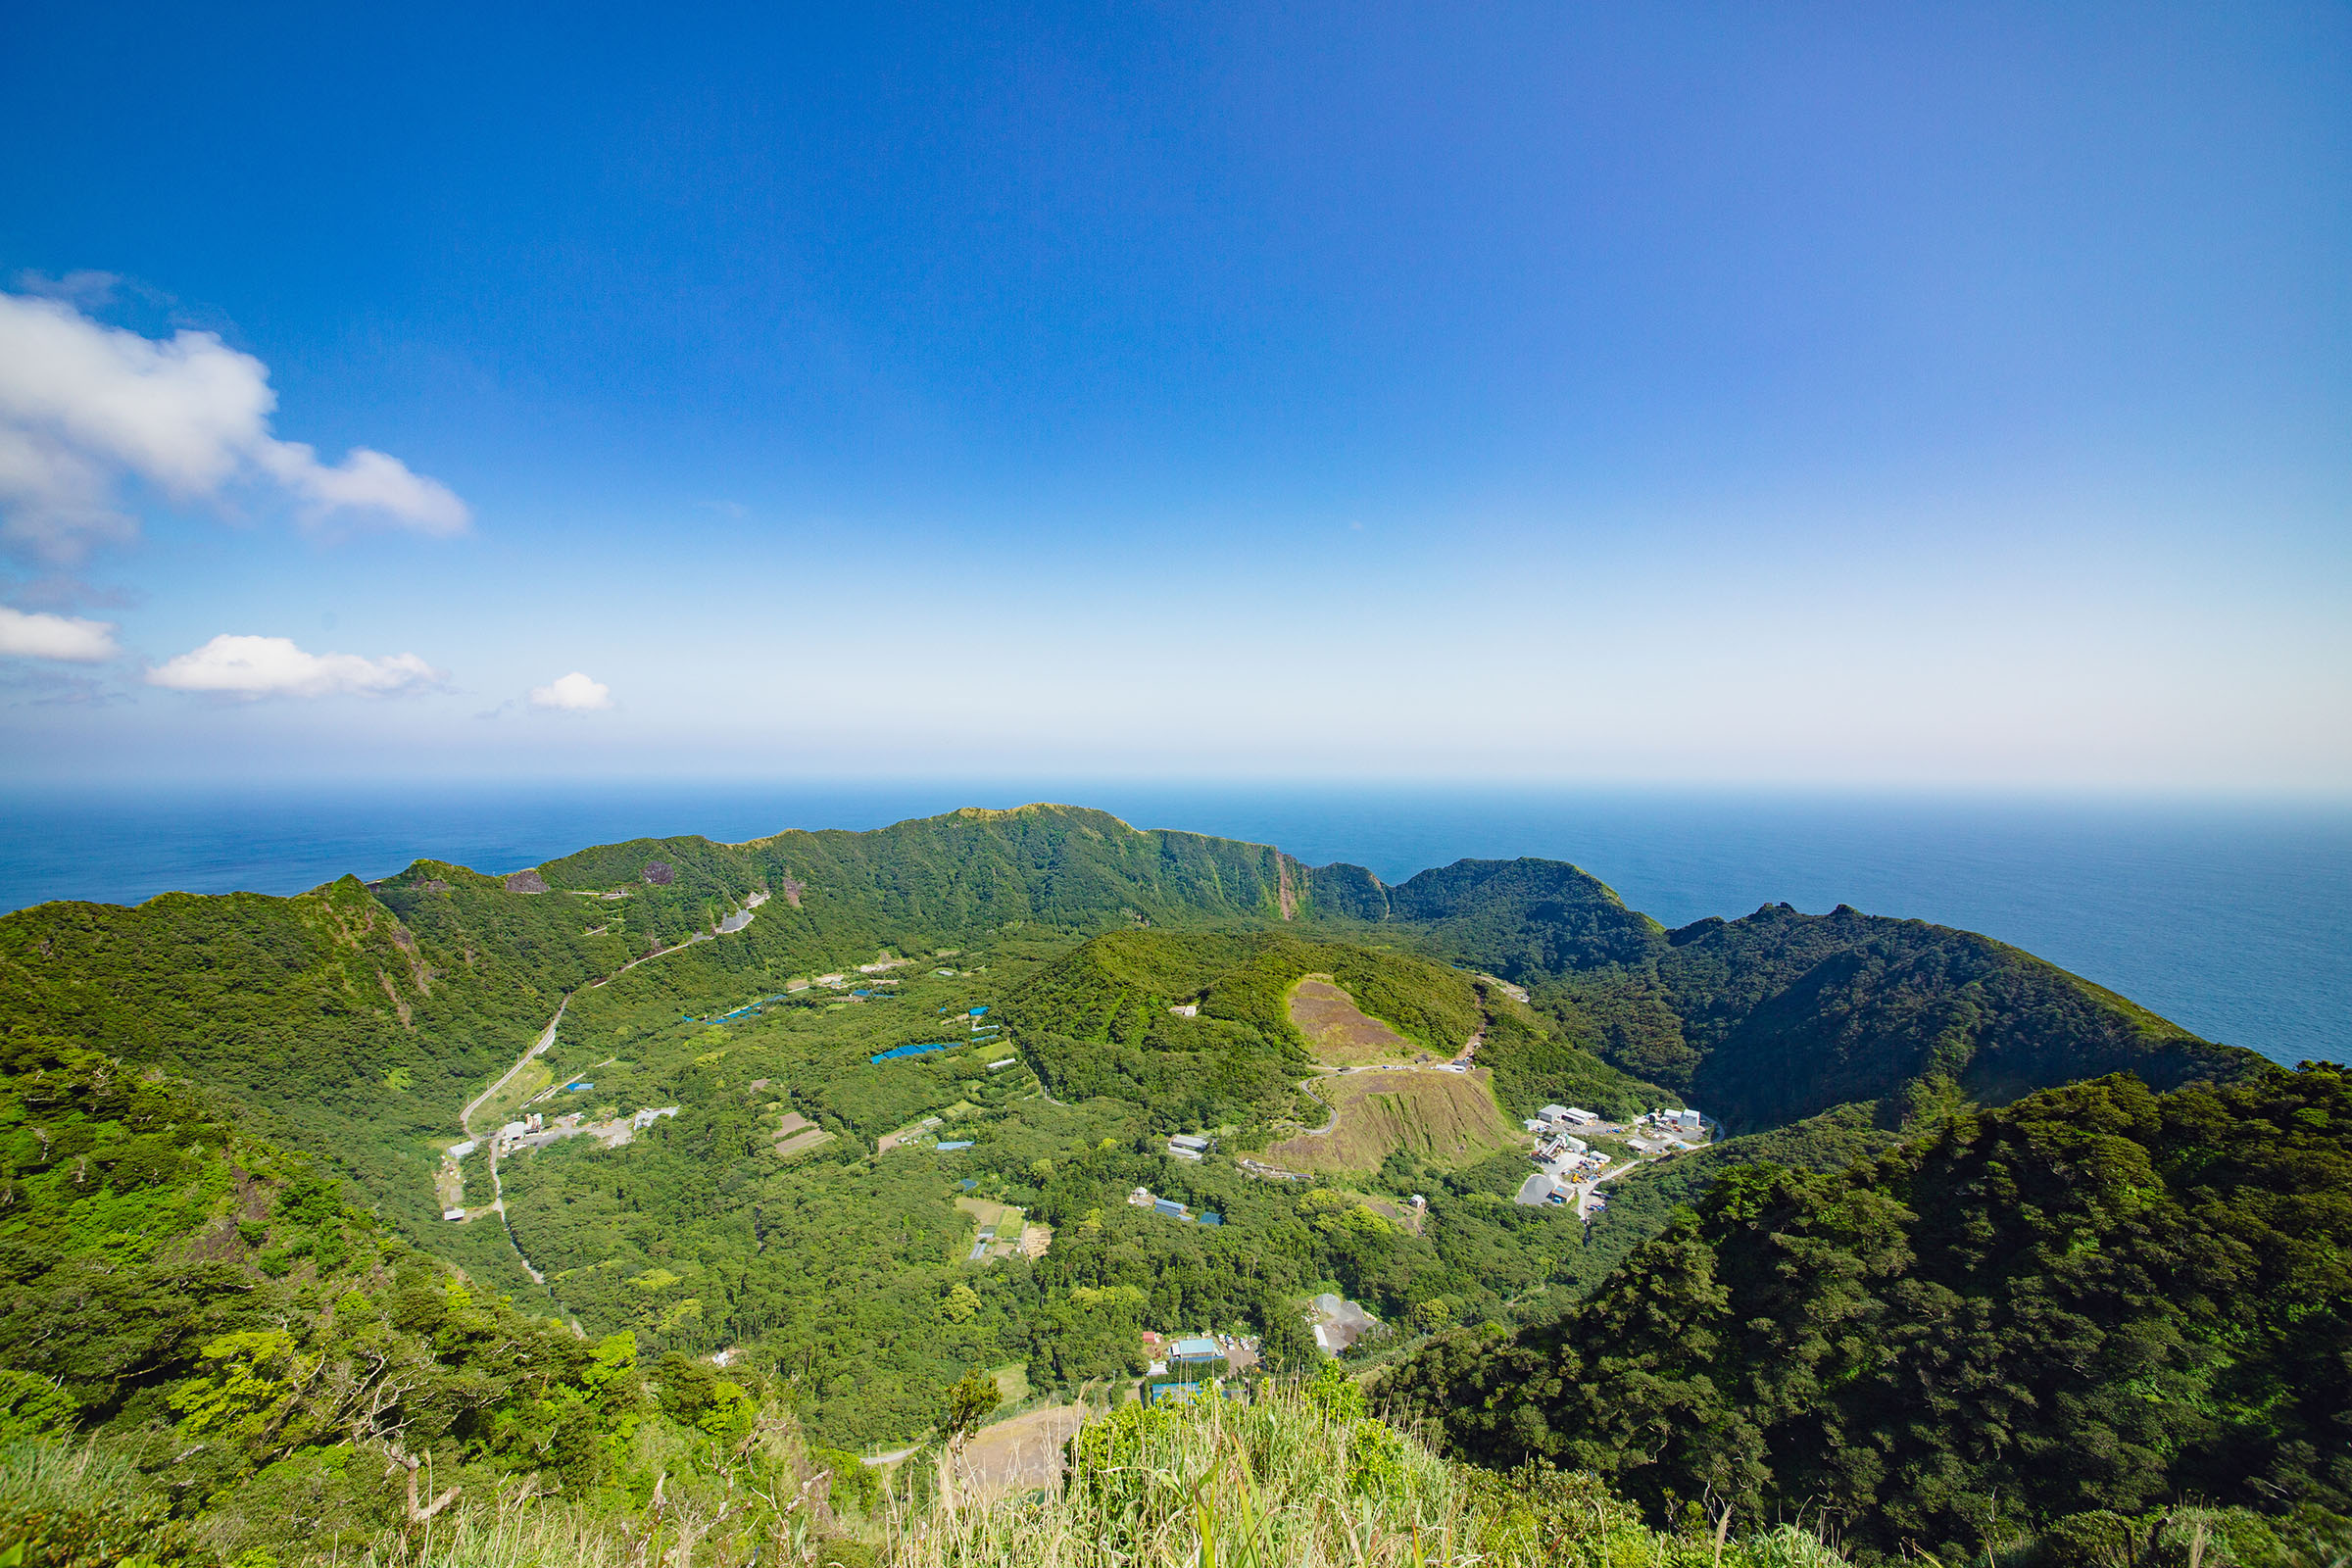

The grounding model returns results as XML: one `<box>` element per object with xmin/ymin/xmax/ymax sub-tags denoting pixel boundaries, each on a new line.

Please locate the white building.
<box><xmin>1560</xmin><ymin>1106</ymin><xmax>1599</xmax><ymax>1126</ymax></box>
<box><xmin>1671</xmin><ymin>1107</ymin><xmax>1702</xmax><ymax>1132</ymax></box>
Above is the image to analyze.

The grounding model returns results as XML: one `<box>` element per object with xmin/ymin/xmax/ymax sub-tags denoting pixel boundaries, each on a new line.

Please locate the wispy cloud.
<box><xmin>10</xmin><ymin>270</ymin><xmax>122</xmax><ymax>307</ymax></box>
<box><xmin>0</xmin><ymin>289</ymin><xmax>469</xmax><ymax>563</ymax></box>
<box><xmin>529</xmin><ymin>670</ymin><xmax>613</xmax><ymax>710</ymax></box>
<box><xmin>148</xmin><ymin>633</ymin><xmax>444</xmax><ymax>698</ymax></box>
<box><xmin>0</xmin><ymin>605</ymin><xmax>120</xmax><ymax>662</ymax></box>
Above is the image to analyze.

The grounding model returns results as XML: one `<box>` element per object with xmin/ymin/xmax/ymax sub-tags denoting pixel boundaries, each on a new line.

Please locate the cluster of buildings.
<box><xmin>438</xmin><ymin>1103</ymin><xmax>673</xmax><ymax>1221</ymax></box>
<box><xmin>1127</xmin><ymin>1186</ymin><xmax>1224</xmax><ymax>1226</ymax></box>
<box><xmin>489</xmin><ymin>1103</ymin><xmax>678</xmax><ymax>1159</ymax></box>
<box><xmin>496</xmin><ymin>1111</ymin><xmax>548</xmax><ymax>1148</ymax></box>
<box><xmin>1625</xmin><ymin>1106</ymin><xmax>1708</xmax><ymax>1155</ymax></box>
<box><xmin>1521</xmin><ymin>1102</ymin><xmax>1601</xmax><ymax>1135</ymax></box>
<box><xmin>1166</xmin><ymin>1132</ymin><xmax>1213</xmax><ymax>1162</ymax></box>
<box><xmin>1511</xmin><ymin>1102</ymin><xmax>1710</xmax><ymax>1211</ymax></box>
<box><xmin>1141</xmin><ymin>1331</ymin><xmax>1261</xmax><ymax>1401</ymax></box>
<box><xmin>1530</xmin><ymin>1130</ymin><xmax>1606</xmax><ymax>1181</ymax></box>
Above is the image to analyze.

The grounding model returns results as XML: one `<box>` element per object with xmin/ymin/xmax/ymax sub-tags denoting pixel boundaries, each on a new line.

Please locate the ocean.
<box><xmin>1</xmin><ymin>781</ymin><xmax>2343</xmax><ymax>1069</ymax></box>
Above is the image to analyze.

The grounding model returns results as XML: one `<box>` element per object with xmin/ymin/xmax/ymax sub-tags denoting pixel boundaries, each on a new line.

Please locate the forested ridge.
<box><xmin>3</xmin><ymin>801</ymin><xmax>2325</xmax><ymax>1566</ymax></box>
<box><xmin>1386</xmin><ymin>1065</ymin><xmax>2352</xmax><ymax>1561</ymax></box>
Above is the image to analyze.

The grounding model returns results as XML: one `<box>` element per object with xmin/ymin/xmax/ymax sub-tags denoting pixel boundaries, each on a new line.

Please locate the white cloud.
<box><xmin>11</xmin><ymin>270</ymin><xmax>121</xmax><ymax>307</ymax></box>
<box><xmin>0</xmin><ymin>605</ymin><xmax>120</xmax><ymax>662</ymax></box>
<box><xmin>0</xmin><ymin>290</ymin><xmax>468</xmax><ymax>563</ymax></box>
<box><xmin>148</xmin><ymin>633</ymin><xmax>444</xmax><ymax>699</ymax></box>
<box><xmin>529</xmin><ymin>671</ymin><xmax>613</xmax><ymax>710</ymax></box>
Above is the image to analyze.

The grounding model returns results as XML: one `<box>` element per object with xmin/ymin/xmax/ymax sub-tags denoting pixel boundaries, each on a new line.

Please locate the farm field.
<box><xmin>956</xmin><ymin>1194</ymin><xmax>1030</xmax><ymax>1261</ymax></box>
<box><xmin>1263</xmin><ymin>1066</ymin><xmax>1525</xmax><ymax>1174</ymax></box>
<box><xmin>772</xmin><ymin>1110</ymin><xmax>833</xmax><ymax>1158</ymax></box>
<box><xmin>1286</xmin><ymin>975</ymin><xmax>1420</xmax><ymax>1064</ymax></box>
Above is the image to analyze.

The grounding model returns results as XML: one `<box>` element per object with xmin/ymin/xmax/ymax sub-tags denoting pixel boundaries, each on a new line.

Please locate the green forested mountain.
<box><xmin>1311</xmin><ymin>852</ymin><xmax>2259</xmax><ymax>1134</ymax></box>
<box><xmin>1546</xmin><ymin>902</ymin><xmax>2247</xmax><ymax>1130</ymax></box>
<box><xmin>4</xmin><ymin>801</ymin><xmax>2322</xmax><ymax>1566</ymax></box>
<box><xmin>1369</xmin><ymin>857</ymin><xmax>1670</xmax><ymax>973</ymax></box>
<box><xmin>1385</xmin><ymin>1065</ymin><xmax>2352</xmax><ymax>1560</ymax></box>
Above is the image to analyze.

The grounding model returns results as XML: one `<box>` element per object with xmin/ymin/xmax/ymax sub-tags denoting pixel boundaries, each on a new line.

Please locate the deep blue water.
<box><xmin>1</xmin><ymin>782</ymin><xmax>2343</xmax><ymax>1068</ymax></box>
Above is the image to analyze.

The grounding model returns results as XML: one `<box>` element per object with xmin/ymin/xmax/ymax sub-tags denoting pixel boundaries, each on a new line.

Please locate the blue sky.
<box><xmin>1</xmin><ymin>2</ymin><xmax>2346</xmax><ymax>789</ymax></box>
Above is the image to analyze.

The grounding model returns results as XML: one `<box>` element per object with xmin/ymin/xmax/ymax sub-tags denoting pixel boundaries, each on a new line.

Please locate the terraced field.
<box><xmin>1263</xmin><ymin>1066</ymin><xmax>1525</xmax><ymax>1173</ymax></box>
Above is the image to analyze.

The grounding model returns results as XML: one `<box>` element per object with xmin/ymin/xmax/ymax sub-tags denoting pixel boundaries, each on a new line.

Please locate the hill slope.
<box><xmin>0</xmin><ymin>1033</ymin><xmax>839</xmax><ymax>1565</ymax></box>
<box><xmin>1549</xmin><ymin>902</ymin><xmax>2248</xmax><ymax>1130</ymax></box>
<box><xmin>1001</xmin><ymin>929</ymin><xmax>1659</xmax><ymax>1132</ymax></box>
<box><xmin>1384</xmin><ymin>1063</ymin><xmax>2352</xmax><ymax>1560</ymax></box>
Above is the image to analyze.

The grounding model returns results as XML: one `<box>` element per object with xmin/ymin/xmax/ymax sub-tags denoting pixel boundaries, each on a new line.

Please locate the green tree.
<box><xmin>944</xmin><ymin>1367</ymin><xmax>1001</xmax><ymax>1440</ymax></box>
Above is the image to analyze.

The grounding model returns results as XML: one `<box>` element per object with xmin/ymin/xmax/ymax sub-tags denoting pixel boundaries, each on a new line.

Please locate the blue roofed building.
<box><xmin>1152</xmin><ymin>1197</ymin><xmax>1184</xmax><ymax>1217</ymax></box>
<box><xmin>1169</xmin><ymin>1336</ymin><xmax>1220</xmax><ymax>1363</ymax></box>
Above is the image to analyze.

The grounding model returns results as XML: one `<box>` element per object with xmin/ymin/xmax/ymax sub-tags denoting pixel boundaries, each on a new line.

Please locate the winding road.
<box><xmin>451</xmin><ymin>892</ymin><xmax>770</xmax><ymax>1292</ymax></box>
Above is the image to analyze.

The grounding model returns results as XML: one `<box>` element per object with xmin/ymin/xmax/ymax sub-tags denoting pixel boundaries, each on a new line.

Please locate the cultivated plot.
<box><xmin>1286</xmin><ymin>975</ymin><xmax>1418</xmax><ymax>1064</ymax></box>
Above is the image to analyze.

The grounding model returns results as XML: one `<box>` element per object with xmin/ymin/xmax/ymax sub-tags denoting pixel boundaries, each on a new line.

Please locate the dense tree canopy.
<box><xmin>1386</xmin><ymin>1066</ymin><xmax>2352</xmax><ymax>1562</ymax></box>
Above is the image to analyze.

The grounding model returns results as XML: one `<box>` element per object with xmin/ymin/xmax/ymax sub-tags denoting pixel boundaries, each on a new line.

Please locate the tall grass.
<box><xmin>1</xmin><ymin>1393</ymin><xmax>1850</xmax><ymax>1568</ymax></box>
<box><xmin>881</xmin><ymin>1386</ymin><xmax>1846</xmax><ymax>1568</ymax></box>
